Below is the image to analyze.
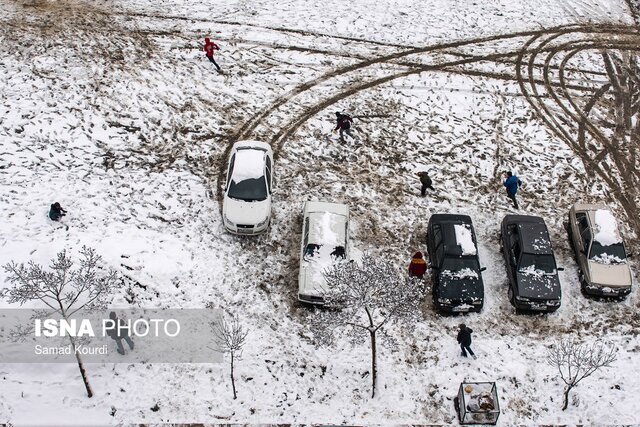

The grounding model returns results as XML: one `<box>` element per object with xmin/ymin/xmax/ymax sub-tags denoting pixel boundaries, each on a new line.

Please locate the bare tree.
<box><xmin>313</xmin><ymin>253</ymin><xmax>423</xmax><ymax>398</ymax></box>
<box><xmin>211</xmin><ymin>314</ymin><xmax>248</xmax><ymax>400</ymax></box>
<box><xmin>2</xmin><ymin>247</ymin><xmax>117</xmax><ymax>398</ymax></box>
<box><xmin>546</xmin><ymin>339</ymin><xmax>617</xmax><ymax>410</ymax></box>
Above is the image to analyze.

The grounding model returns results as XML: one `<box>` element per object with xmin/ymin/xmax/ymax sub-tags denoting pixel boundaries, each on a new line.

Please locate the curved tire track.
<box><xmin>217</xmin><ymin>23</ymin><xmax>624</xmax><ymax>204</ymax></box>
<box><xmin>515</xmin><ymin>26</ymin><xmax>640</xmax><ymax>238</ymax></box>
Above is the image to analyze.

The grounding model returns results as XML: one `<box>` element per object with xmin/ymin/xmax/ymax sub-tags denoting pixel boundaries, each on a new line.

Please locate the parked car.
<box><xmin>222</xmin><ymin>140</ymin><xmax>273</xmax><ymax>235</ymax></box>
<box><xmin>426</xmin><ymin>214</ymin><xmax>485</xmax><ymax>313</ymax></box>
<box><xmin>298</xmin><ymin>201</ymin><xmax>349</xmax><ymax>305</ymax></box>
<box><xmin>500</xmin><ymin>215</ymin><xmax>562</xmax><ymax>312</ymax></box>
<box><xmin>566</xmin><ymin>204</ymin><xmax>632</xmax><ymax>297</ymax></box>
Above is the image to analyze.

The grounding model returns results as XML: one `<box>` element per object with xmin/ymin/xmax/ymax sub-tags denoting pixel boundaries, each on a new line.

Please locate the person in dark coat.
<box><xmin>408</xmin><ymin>251</ymin><xmax>428</xmax><ymax>278</ymax></box>
<box><xmin>334</xmin><ymin>112</ymin><xmax>354</xmax><ymax>140</ymax></box>
<box><xmin>48</xmin><ymin>202</ymin><xmax>67</xmax><ymax>221</ymax></box>
<box><xmin>106</xmin><ymin>312</ymin><xmax>134</xmax><ymax>355</ymax></box>
<box><xmin>204</xmin><ymin>37</ymin><xmax>221</xmax><ymax>72</ymax></box>
<box><xmin>503</xmin><ymin>171</ymin><xmax>522</xmax><ymax>209</ymax></box>
<box><xmin>457</xmin><ymin>323</ymin><xmax>476</xmax><ymax>359</ymax></box>
<box><xmin>416</xmin><ymin>171</ymin><xmax>434</xmax><ymax>196</ymax></box>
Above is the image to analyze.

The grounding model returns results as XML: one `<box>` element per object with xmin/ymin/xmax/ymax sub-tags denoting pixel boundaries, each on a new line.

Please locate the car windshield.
<box><xmin>518</xmin><ymin>253</ymin><xmax>556</xmax><ymax>274</ymax></box>
<box><xmin>228</xmin><ymin>176</ymin><xmax>267</xmax><ymax>202</ymax></box>
<box><xmin>589</xmin><ymin>241</ymin><xmax>626</xmax><ymax>263</ymax></box>
<box><xmin>441</xmin><ymin>257</ymin><xmax>480</xmax><ymax>278</ymax></box>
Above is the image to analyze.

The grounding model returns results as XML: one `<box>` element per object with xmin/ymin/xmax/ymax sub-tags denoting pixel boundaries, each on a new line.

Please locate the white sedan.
<box><xmin>222</xmin><ymin>140</ymin><xmax>273</xmax><ymax>235</ymax></box>
<box><xmin>298</xmin><ymin>201</ymin><xmax>350</xmax><ymax>304</ymax></box>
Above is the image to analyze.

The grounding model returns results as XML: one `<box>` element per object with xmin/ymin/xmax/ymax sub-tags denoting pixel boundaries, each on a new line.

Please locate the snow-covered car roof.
<box><xmin>430</xmin><ymin>214</ymin><xmax>478</xmax><ymax>257</ymax></box>
<box><xmin>231</xmin><ymin>147</ymin><xmax>267</xmax><ymax>183</ymax></box>
<box><xmin>591</xmin><ymin>209</ymin><xmax>622</xmax><ymax>246</ymax></box>
<box><xmin>454</xmin><ymin>224</ymin><xmax>477</xmax><ymax>256</ymax></box>
<box><xmin>307</xmin><ymin>211</ymin><xmax>347</xmax><ymax>246</ymax></box>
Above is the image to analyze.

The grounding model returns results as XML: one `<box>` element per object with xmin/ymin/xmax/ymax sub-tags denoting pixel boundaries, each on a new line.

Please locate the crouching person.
<box><xmin>408</xmin><ymin>251</ymin><xmax>428</xmax><ymax>278</ymax></box>
<box><xmin>49</xmin><ymin>202</ymin><xmax>67</xmax><ymax>221</ymax></box>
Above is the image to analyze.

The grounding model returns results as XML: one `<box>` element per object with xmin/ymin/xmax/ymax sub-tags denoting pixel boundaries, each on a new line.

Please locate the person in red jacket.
<box><xmin>204</xmin><ymin>37</ymin><xmax>221</xmax><ymax>72</ymax></box>
<box><xmin>408</xmin><ymin>251</ymin><xmax>428</xmax><ymax>278</ymax></box>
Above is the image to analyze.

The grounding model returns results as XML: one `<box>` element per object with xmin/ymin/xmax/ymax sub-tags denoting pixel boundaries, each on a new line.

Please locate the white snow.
<box><xmin>519</xmin><ymin>265</ymin><xmax>552</xmax><ymax>277</ymax></box>
<box><xmin>594</xmin><ymin>209</ymin><xmax>622</xmax><ymax>246</ymax></box>
<box><xmin>591</xmin><ymin>253</ymin><xmax>625</xmax><ymax>265</ymax></box>
<box><xmin>454</xmin><ymin>224</ymin><xmax>477</xmax><ymax>256</ymax></box>
<box><xmin>231</xmin><ymin>149</ymin><xmax>265</xmax><ymax>183</ymax></box>
<box><xmin>310</xmin><ymin>212</ymin><xmax>342</xmax><ymax>247</ymax></box>
<box><xmin>442</xmin><ymin>268</ymin><xmax>479</xmax><ymax>280</ymax></box>
<box><xmin>0</xmin><ymin>0</ymin><xmax>638</xmax><ymax>424</ymax></box>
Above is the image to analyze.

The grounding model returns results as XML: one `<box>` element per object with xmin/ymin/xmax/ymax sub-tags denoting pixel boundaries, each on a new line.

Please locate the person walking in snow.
<box><xmin>408</xmin><ymin>251</ymin><xmax>428</xmax><ymax>278</ymax></box>
<box><xmin>203</xmin><ymin>37</ymin><xmax>221</xmax><ymax>72</ymax></box>
<box><xmin>334</xmin><ymin>112</ymin><xmax>354</xmax><ymax>140</ymax></box>
<box><xmin>48</xmin><ymin>202</ymin><xmax>67</xmax><ymax>221</ymax></box>
<box><xmin>503</xmin><ymin>171</ymin><xmax>523</xmax><ymax>209</ymax></box>
<box><xmin>416</xmin><ymin>171</ymin><xmax>434</xmax><ymax>196</ymax></box>
<box><xmin>107</xmin><ymin>312</ymin><xmax>135</xmax><ymax>356</ymax></box>
<box><xmin>457</xmin><ymin>323</ymin><xmax>476</xmax><ymax>359</ymax></box>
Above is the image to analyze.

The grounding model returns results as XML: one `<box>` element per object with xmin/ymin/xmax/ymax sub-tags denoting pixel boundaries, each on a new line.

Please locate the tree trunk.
<box><xmin>230</xmin><ymin>351</ymin><xmax>237</xmax><ymax>400</ymax></box>
<box><xmin>562</xmin><ymin>385</ymin><xmax>573</xmax><ymax>410</ymax></box>
<box><xmin>59</xmin><ymin>305</ymin><xmax>93</xmax><ymax>398</ymax></box>
<box><xmin>370</xmin><ymin>330</ymin><xmax>377</xmax><ymax>398</ymax></box>
<box><xmin>69</xmin><ymin>336</ymin><xmax>93</xmax><ymax>398</ymax></box>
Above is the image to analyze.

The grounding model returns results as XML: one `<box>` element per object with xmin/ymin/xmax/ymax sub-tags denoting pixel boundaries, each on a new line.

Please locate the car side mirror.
<box><xmin>511</xmin><ymin>256</ymin><xmax>517</xmax><ymax>265</ymax></box>
<box><xmin>480</xmin><ymin>267</ymin><xmax>487</xmax><ymax>272</ymax></box>
<box><xmin>557</xmin><ymin>267</ymin><xmax>565</xmax><ymax>271</ymax></box>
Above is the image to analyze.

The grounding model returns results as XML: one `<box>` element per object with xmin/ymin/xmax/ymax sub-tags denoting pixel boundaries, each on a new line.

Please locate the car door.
<box><xmin>430</xmin><ymin>224</ymin><xmax>444</xmax><ymax>296</ymax></box>
<box><xmin>265</xmin><ymin>155</ymin><xmax>273</xmax><ymax>195</ymax></box>
<box><xmin>301</xmin><ymin>217</ymin><xmax>311</xmax><ymax>260</ymax></box>
<box><xmin>575</xmin><ymin>212</ymin><xmax>590</xmax><ymax>275</ymax></box>
<box><xmin>225</xmin><ymin>154</ymin><xmax>236</xmax><ymax>193</ymax></box>
<box><xmin>506</xmin><ymin>225</ymin><xmax>519</xmax><ymax>285</ymax></box>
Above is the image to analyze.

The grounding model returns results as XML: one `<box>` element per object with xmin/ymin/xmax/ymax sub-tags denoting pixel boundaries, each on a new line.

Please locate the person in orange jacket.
<box><xmin>408</xmin><ymin>251</ymin><xmax>428</xmax><ymax>278</ymax></box>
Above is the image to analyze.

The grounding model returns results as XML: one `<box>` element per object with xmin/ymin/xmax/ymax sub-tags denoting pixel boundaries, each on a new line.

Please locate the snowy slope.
<box><xmin>1</xmin><ymin>0</ymin><xmax>639</xmax><ymax>424</ymax></box>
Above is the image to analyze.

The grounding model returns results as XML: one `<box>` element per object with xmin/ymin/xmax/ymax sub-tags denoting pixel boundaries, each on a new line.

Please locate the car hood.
<box><xmin>516</xmin><ymin>272</ymin><xmax>561</xmax><ymax>299</ymax></box>
<box><xmin>223</xmin><ymin>196</ymin><xmax>271</xmax><ymax>224</ymax></box>
<box><xmin>298</xmin><ymin>260</ymin><xmax>329</xmax><ymax>296</ymax></box>
<box><xmin>439</xmin><ymin>276</ymin><xmax>484</xmax><ymax>300</ymax></box>
<box><xmin>588</xmin><ymin>261</ymin><xmax>632</xmax><ymax>287</ymax></box>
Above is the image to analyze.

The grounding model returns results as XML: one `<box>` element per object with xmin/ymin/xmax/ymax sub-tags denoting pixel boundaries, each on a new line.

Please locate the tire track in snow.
<box><xmin>515</xmin><ymin>26</ymin><xmax>640</xmax><ymax>239</ymax></box>
<box><xmin>216</xmin><ymin>23</ymin><xmax>614</xmax><ymax>205</ymax></box>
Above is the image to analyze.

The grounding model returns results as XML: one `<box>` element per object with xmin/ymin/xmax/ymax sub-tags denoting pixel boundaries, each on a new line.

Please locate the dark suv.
<box><xmin>500</xmin><ymin>215</ymin><xmax>562</xmax><ymax>312</ymax></box>
<box><xmin>426</xmin><ymin>214</ymin><xmax>485</xmax><ymax>313</ymax></box>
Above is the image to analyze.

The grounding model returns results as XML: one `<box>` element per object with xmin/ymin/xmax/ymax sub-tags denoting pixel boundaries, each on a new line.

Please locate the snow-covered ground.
<box><xmin>1</xmin><ymin>0</ymin><xmax>639</xmax><ymax>424</ymax></box>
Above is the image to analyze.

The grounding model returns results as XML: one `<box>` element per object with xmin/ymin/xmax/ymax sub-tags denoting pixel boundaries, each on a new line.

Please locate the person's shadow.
<box><xmin>107</xmin><ymin>312</ymin><xmax>134</xmax><ymax>355</ymax></box>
